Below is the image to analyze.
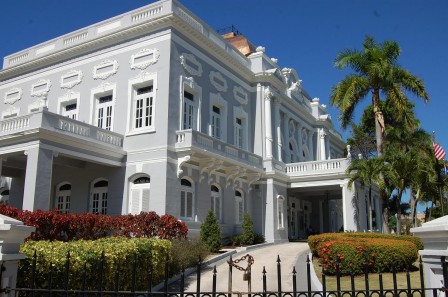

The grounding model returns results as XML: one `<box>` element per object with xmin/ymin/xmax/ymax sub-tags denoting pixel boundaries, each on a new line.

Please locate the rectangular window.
<box><xmin>180</xmin><ymin>190</ymin><xmax>193</xmax><ymax>218</ymax></box>
<box><xmin>212</xmin><ymin>105</ymin><xmax>221</xmax><ymax>139</ymax></box>
<box><xmin>235</xmin><ymin>117</ymin><xmax>243</xmax><ymax>149</ymax></box>
<box><xmin>183</xmin><ymin>91</ymin><xmax>195</xmax><ymax>130</ymax></box>
<box><xmin>278</xmin><ymin>198</ymin><xmax>284</xmax><ymax>229</ymax></box>
<box><xmin>62</xmin><ymin>103</ymin><xmax>77</xmax><ymax>120</ymax></box>
<box><xmin>134</xmin><ymin>86</ymin><xmax>154</xmax><ymax>130</ymax></box>
<box><xmin>96</xmin><ymin>95</ymin><xmax>113</xmax><ymax>130</ymax></box>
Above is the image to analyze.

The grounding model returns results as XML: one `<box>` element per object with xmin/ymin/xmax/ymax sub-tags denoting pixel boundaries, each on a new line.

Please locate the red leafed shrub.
<box><xmin>0</xmin><ymin>203</ymin><xmax>187</xmax><ymax>241</ymax></box>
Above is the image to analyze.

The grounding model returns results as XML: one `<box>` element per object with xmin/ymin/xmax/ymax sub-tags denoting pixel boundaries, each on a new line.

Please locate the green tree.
<box><xmin>240</xmin><ymin>212</ymin><xmax>255</xmax><ymax>245</ymax></box>
<box><xmin>331</xmin><ymin>36</ymin><xmax>429</xmax><ymax>157</ymax></box>
<box><xmin>347</xmin><ymin>157</ymin><xmax>388</xmax><ymax>230</ymax></box>
<box><xmin>199</xmin><ymin>210</ymin><xmax>222</xmax><ymax>252</ymax></box>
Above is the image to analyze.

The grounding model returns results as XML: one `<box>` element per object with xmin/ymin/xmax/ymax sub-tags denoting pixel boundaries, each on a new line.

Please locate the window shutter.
<box><xmin>142</xmin><ymin>188</ymin><xmax>150</xmax><ymax>211</ymax></box>
<box><xmin>130</xmin><ymin>189</ymin><xmax>140</xmax><ymax>214</ymax></box>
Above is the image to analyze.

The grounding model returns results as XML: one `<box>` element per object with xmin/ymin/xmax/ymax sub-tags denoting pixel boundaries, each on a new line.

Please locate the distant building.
<box><xmin>0</xmin><ymin>0</ymin><xmax>380</xmax><ymax>242</ymax></box>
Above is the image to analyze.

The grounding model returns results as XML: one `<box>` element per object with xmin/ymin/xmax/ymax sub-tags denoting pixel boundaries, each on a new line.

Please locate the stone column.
<box><xmin>411</xmin><ymin>216</ymin><xmax>448</xmax><ymax>297</ymax></box>
<box><xmin>283</xmin><ymin>114</ymin><xmax>290</xmax><ymax>162</ymax></box>
<box><xmin>341</xmin><ymin>181</ymin><xmax>358</xmax><ymax>231</ymax></box>
<box><xmin>264</xmin><ymin>178</ymin><xmax>276</xmax><ymax>242</ymax></box>
<box><xmin>274</xmin><ymin>99</ymin><xmax>282</xmax><ymax>162</ymax></box>
<box><xmin>23</xmin><ymin>146</ymin><xmax>54</xmax><ymax>211</ymax></box>
<box><xmin>0</xmin><ymin>215</ymin><xmax>35</xmax><ymax>297</ymax></box>
<box><xmin>264</xmin><ymin>88</ymin><xmax>274</xmax><ymax>159</ymax></box>
<box><xmin>296</xmin><ymin>123</ymin><xmax>303</xmax><ymax>161</ymax></box>
<box><xmin>318</xmin><ymin>128</ymin><xmax>326</xmax><ymax>161</ymax></box>
<box><xmin>325</xmin><ymin>131</ymin><xmax>331</xmax><ymax>159</ymax></box>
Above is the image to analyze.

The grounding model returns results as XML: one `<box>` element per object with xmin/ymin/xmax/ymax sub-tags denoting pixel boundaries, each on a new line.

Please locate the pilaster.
<box><xmin>341</xmin><ymin>181</ymin><xmax>358</xmax><ymax>231</ymax></box>
<box><xmin>264</xmin><ymin>87</ymin><xmax>274</xmax><ymax>159</ymax></box>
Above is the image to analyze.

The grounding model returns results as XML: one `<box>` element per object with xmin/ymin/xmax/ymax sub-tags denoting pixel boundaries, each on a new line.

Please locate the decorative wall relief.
<box><xmin>60</xmin><ymin>70</ymin><xmax>83</xmax><ymax>89</ymax></box>
<box><xmin>4</xmin><ymin>88</ymin><xmax>22</xmax><ymax>105</ymax></box>
<box><xmin>180</xmin><ymin>53</ymin><xmax>202</xmax><ymax>76</ymax></box>
<box><xmin>2</xmin><ymin>106</ymin><xmax>20</xmax><ymax>119</ymax></box>
<box><xmin>31</xmin><ymin>79</ymin><xmax>51</xmax><ymax>98</ymax></box>
<box><xmin>209</xmin><ymin>71</ymin><xmax>227</xmax><ymax>92</ymax></box>
<box><xmin>233</xmin><ymin>86</ymin><xmax>248</xmax><ymax>105</ymax></box>
<box><xmin>93</xmin><ymin>60</ymin><xmax>119</xmax><ymax>80</ymax></box>
<box><xmin>129</xmin><ymin>48</ymin><xmax>160</xmax><ymax>70</ymax></box>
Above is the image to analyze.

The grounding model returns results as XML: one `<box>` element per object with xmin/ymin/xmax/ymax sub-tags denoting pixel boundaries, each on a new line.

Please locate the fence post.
<box><xmin>411</xmin><ymin>215</ymin><xmax>448</xmax><ymax>297</ymax></box>
<box><xmin>0</xmin><ymin>214</ymin><xmax>35</xmax><ymax>297</ymax></box>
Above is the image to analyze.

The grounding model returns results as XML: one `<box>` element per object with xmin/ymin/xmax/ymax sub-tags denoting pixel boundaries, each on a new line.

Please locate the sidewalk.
<box><xmin>181</xmin><ymin>242</ymin><xmax>314</xmax><ymax>293</ymax></box>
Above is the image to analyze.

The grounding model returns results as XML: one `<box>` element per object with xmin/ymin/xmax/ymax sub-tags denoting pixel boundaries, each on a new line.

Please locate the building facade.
<box><xmin>0</xmin><ymin>0</ymin><xmax>381</xmax><ymax>242</ymax></box>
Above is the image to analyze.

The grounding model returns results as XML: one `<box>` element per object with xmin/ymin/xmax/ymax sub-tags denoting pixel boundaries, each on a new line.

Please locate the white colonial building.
<box><xmin>0</xmin><ymin>0</ymin><xmax>381</xmax><ymax>242</ymax></box>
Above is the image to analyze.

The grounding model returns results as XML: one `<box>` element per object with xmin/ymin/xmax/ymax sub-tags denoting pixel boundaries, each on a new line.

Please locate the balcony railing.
<box><xmin>285</xmin><ymin>158</ymin><xmax>349</xmax><ymax>177</ymax></box>
<box><xmin>175</xmin><ymin>130</ymin><xmax>262</xmax><ymax>168</ymax></box>
<box><xmin>4</xmin><ymin>0</ymin><xmax>249</xmax><ymax>70</ymax></box>
<box><xmin>0</xmin><ymin>109</ymin><xmax>123</xmax><ymax>148</ymax></box>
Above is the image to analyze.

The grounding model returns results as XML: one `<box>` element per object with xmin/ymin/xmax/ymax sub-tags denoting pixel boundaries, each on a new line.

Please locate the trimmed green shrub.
<box><xmin>253</xmin><ymin>233</ymin><xmax>266</xmax><ymax>244</ymax></box>
<box><xmin>314</xmin><ymin>236</ymin><xmax>418</xmax><ymax>275</ymax></box>
<box><xmin>308</xmin><ymin>232</ymin><xmax>423</xmax><ymax>256</ymax></box>
<box><xmin>240</xmin><ymin>212</ymin><xmax>255</xmax><ymax>245</ymax></box>
<box><xmin>170</xmin><ymin>239</ymin><xmax>209</xmax><ymax>272</ymax></box>
<box><xmin>18</xmin><ymin>237</ymin><xmax>171</xmax><ymax>290</ymax></box>
<box><xmin>200</xmin><ymin>210</ymin><xmax>222</xmax><ymax>252</ymax></box>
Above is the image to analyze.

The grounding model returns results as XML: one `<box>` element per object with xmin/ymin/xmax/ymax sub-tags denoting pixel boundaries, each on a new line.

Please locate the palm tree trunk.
<box><xmin>396</xmin><ymin>189</ymin><xmax>403</xmax><ymax>234</ymax></box>
<box><xmin>409</xmin><ymin>185</ymin><xmax>417</xmax><ymax>227</ymax></box>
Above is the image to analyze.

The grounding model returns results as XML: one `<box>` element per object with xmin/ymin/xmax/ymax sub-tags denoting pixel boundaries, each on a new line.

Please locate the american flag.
<box><xmin>433</xmin><ymin>142</ymin><xmax>446</xmax><ymax>160</ymax></box>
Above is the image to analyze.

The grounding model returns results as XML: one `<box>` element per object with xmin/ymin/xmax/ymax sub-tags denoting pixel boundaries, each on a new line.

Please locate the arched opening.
<box><xmin>129</xmin><ymin>175</ymin><xmax>150</xmax><ymax>214</ymax></box>
<box><xmin>180</xmin><ymin>178</ymin><xmax>194</xmax><ymax>219</ymax></box>
<box><xmin>55</xmin><ymin>183</ymin><xmax>71</xmax><ymax>213</ymax></box>
<box><xmin>91</xmin><ymin>179</ymin><xmax>108</xmax><ymax>214</ymax></box>
<box><xmin>210</xmin><ymin>184</ymin><xmax>221</xmax><ymax>222</ymax></box>
<box><xmin>235</xmin><ymin>190</ymin><xmax>244</xmax><ymax>224</ymax></box>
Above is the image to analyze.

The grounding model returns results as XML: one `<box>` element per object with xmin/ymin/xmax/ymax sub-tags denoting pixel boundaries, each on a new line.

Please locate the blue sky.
<box><xmin>1</xmin><ymin>1</ymin><xmax>447</xmax><ymax>209</ymax></box>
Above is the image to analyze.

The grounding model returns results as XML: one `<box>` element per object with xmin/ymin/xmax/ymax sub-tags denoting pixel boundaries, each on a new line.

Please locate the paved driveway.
<box><xmin>182</xmin><ymin>242</ymin><xmax>315</xmax><ymax>293</ymax></box>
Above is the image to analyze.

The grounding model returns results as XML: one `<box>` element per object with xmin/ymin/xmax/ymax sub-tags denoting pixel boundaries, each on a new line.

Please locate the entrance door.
<box><xmin>91</xmin><ymin>180</ymin><xmax>108</xmax><ymax>214</ymax></box>
<box><xmin>290</xmin><ymin>209</ymin><xmax>297</xmax><ymax>239</ymax></box>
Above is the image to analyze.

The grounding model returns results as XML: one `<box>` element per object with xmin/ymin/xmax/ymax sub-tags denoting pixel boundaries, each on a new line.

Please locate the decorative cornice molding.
<box><xmin>180</xmin><ymin>52</ymin><xmax>202</xmax><ymax>77</ymax></box>
<box><xmin>4</xmin><ymin>87</ymin><xmax>22</xmax><ymax>105</ymax></box>
<box><xmin>60</xmin><ymin>70</ymin><xmax>83</xmax><ymax>89</ymax></box>
<box><xmin>233</xmin><ymin>86</ymin><xmax>248</xmax><ymax>105</ymax></box>
<box><xmin>93</xmin><ymin>60</ymin><xmax>119</xmax><ymax>80</ymax></box>
<box><xmin>209</xmin><ymin>71</ymin><xmax>227</xmax><ymax>92</ymax></box>
<box><xmin>129</xmin><ymin>48</ymin><xmax>160</xmax><ymax>70</ymax></box>
<box><xmin>31</xmin><ymin>79</ymin><xmax>51</xmax><ymax>98</ymax></box>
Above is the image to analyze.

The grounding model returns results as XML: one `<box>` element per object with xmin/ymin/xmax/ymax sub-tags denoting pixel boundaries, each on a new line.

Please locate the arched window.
<box><xmin>91</xmin><ymin>179</ymin><xmax>108</xmax><ymax>214</ymax></box>
<box><xmin>180</xmin><ymin>178</ymin><xmax>194</xmax><ymax>219</ymax></box>
<box><xmin>235</xmin><ymin>190</ymin><xmax>244</xmax><ymax>224</ymax></box>
<box><xmin>129</xmin><ymin>175</ymin><xmax>150</xmax><ymax>214</ymax></box>
<box><xmin>55</xmin><ymin>183</ymin><xmax>71</xmax><ymax>213</ymax></box>
<box><xmin>0</xmin><ymin>189</ymin><xmax>10</xmax><ymax>204</ymax></box>
<box><xmin>289</xmin><ymin>141</ymin><xmax>297</xmax><ymax>163</ymax></box>
<box><xmin>210</xmin><ymin>185</ymin><xmax>221</xmax><ymax>221</ymax></box>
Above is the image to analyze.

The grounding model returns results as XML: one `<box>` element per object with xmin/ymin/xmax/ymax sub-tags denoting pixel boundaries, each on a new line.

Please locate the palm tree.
<box><xmin>330</xmin><ymin>36</ymin><xmax>429</xmax><ymax>156</ymax></box>
<box><xmin>347</xmin><ymin>157</ymin><xmax>388</xmax><ymax>231</ymax></box>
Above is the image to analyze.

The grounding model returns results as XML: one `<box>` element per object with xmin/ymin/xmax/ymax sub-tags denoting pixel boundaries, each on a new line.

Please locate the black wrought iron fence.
<box><xmin>4</xmin><ymin>252</ymin><xmax>448</xmax><ymax>297</ymax></box>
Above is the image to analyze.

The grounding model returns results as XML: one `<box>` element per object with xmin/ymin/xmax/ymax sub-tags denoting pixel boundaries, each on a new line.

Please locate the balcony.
<box><xmin>175</xmin><ymin>130</ymin><xmax>263</xmax><ymax>170</ymax></box>
<box><xmin>0</xmin><ymin>108</ymin><xmax>124</xmax><ymax>150</ymax></box>
<box><xmin>285</xmin><ymin>158</ymin><xmax>349</xmax><ymax>179</ymax></box>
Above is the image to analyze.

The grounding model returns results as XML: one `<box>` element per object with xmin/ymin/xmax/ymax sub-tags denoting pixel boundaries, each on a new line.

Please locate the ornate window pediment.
<box><xmin>209</xmin><ymin>71</ymin><xmax>227</xmax><ymax>92</ymax></box>
<box><xmin>4</xmin><ymin>88</ymin><xmax>22</xmax><ymax>105</ymax></box>
<box><xmin>2</xmin><ymin>106</ymin><xmax>20</xmax><ymax>119</ymax></box>
<box><xmin>31</xmin><ymin>79</ymin><xmax>51</xmax><ymax>98</ymax></box>
<box><xmin>93</xmin><ymin>60</ymin><xmax>119</xmax><ymax>80</ymax></box>
<box><xmin>61</xmin><ymin>70</ymin><xmax>83</xmax><ymax>89</ymax></box>
<box><xmin>130</xmin><ymin>48</ymin><xmax>160</xmax><ymax>70</ymax></box>
<box><xmin>233</xmin><ymin>86</ymin><xmax>248</xmax><ymax>105</ymax></box>
<box><xmin>180</xmin><ymin>53</ymin><xmax>202</xmax><ymax>77</ymax></box>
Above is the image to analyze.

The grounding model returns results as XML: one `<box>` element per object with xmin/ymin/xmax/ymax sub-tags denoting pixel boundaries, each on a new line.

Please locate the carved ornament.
<box><xmin>4</xmin><ymin>88</ymin><xmax>22</xmax><ymax>105</ymax></box>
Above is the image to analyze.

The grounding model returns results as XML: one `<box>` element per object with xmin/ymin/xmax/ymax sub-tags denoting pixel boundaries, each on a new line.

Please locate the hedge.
<box><xmin>316</xmin><ymin>238</ymin><xmax>418</xmax><ymax>275</ymax></box>
<box><xmin>308</xmin><ymin>232</ymin><xmax>423</xmax><ymax>256</ymax></box>
<box><xmin>0</xmin><ymin>203</ymin><xmax>188</xmax><ymax>241</ymax></box>
<box><xmin>18</xmin><ymin>237</ymin><xmax>171</xmax><ymax>290</ymax></box>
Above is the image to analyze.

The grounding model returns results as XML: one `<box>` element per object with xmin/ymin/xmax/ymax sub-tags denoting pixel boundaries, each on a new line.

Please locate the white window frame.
<box><xmin>58</xmin><ymin>91</ymin><xmax>80</xmax><ymax>120</ymax></box>
<box><xmin>128</xmin><ymin>175</ymin><xmax>151</xmax><ymax>214</ymax></box>
<box><xmin>180</xmin><ymin>178</ymin><xmax>195</xmax><ymax>220</ymax></box>
<box><xmin>235</xmin><ymin>190</ymin><xmax>244</xmax><ymax>224</ymax></box>
<box><xmin>90</xmin><ymin>178</ymin><xmax>108</xmax><ymax>214</ymax></box>
<box><xmin>210</xmin><ymin>184</ymin><xmax>222</xmax><ymax>222</ymax></box>
<box><xmin>90</xmin><ymin>83</ymin><xmax>116</xmax><ymax>131</ymax></box>
<box><xmin>55</xmin><ymin>182</ymin><xmax>71</xmax><ymax>213</ymax></box>
<box><xmin>209</xmin><ymin>93</ymin><xmax>227</xmax><ymax>142</ymax></box>
<box><xmin>233</xmin><ymin>106</ymin><xmax>248</xmax><ymax>150</ymax></box>
<box><xmin>277</xmin><ymin>195</ymin><xmax>285</xmax><ymax>230</ymax></box>
<box><xmin>127</xmin><ymin>72</ymin><xmax>157</xmax><ymax>135</ymax></box>
<box><xmin>179</xmin><ymin>76</ymin><xmax>201</xmax><ymax>131</ymax></box>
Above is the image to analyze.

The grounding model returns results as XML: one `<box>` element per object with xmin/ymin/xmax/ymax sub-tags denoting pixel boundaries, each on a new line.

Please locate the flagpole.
<box><xmin>433</xmin><ymin>131</ymin><xmax>445</xmax><ymax>216</ymax></box>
